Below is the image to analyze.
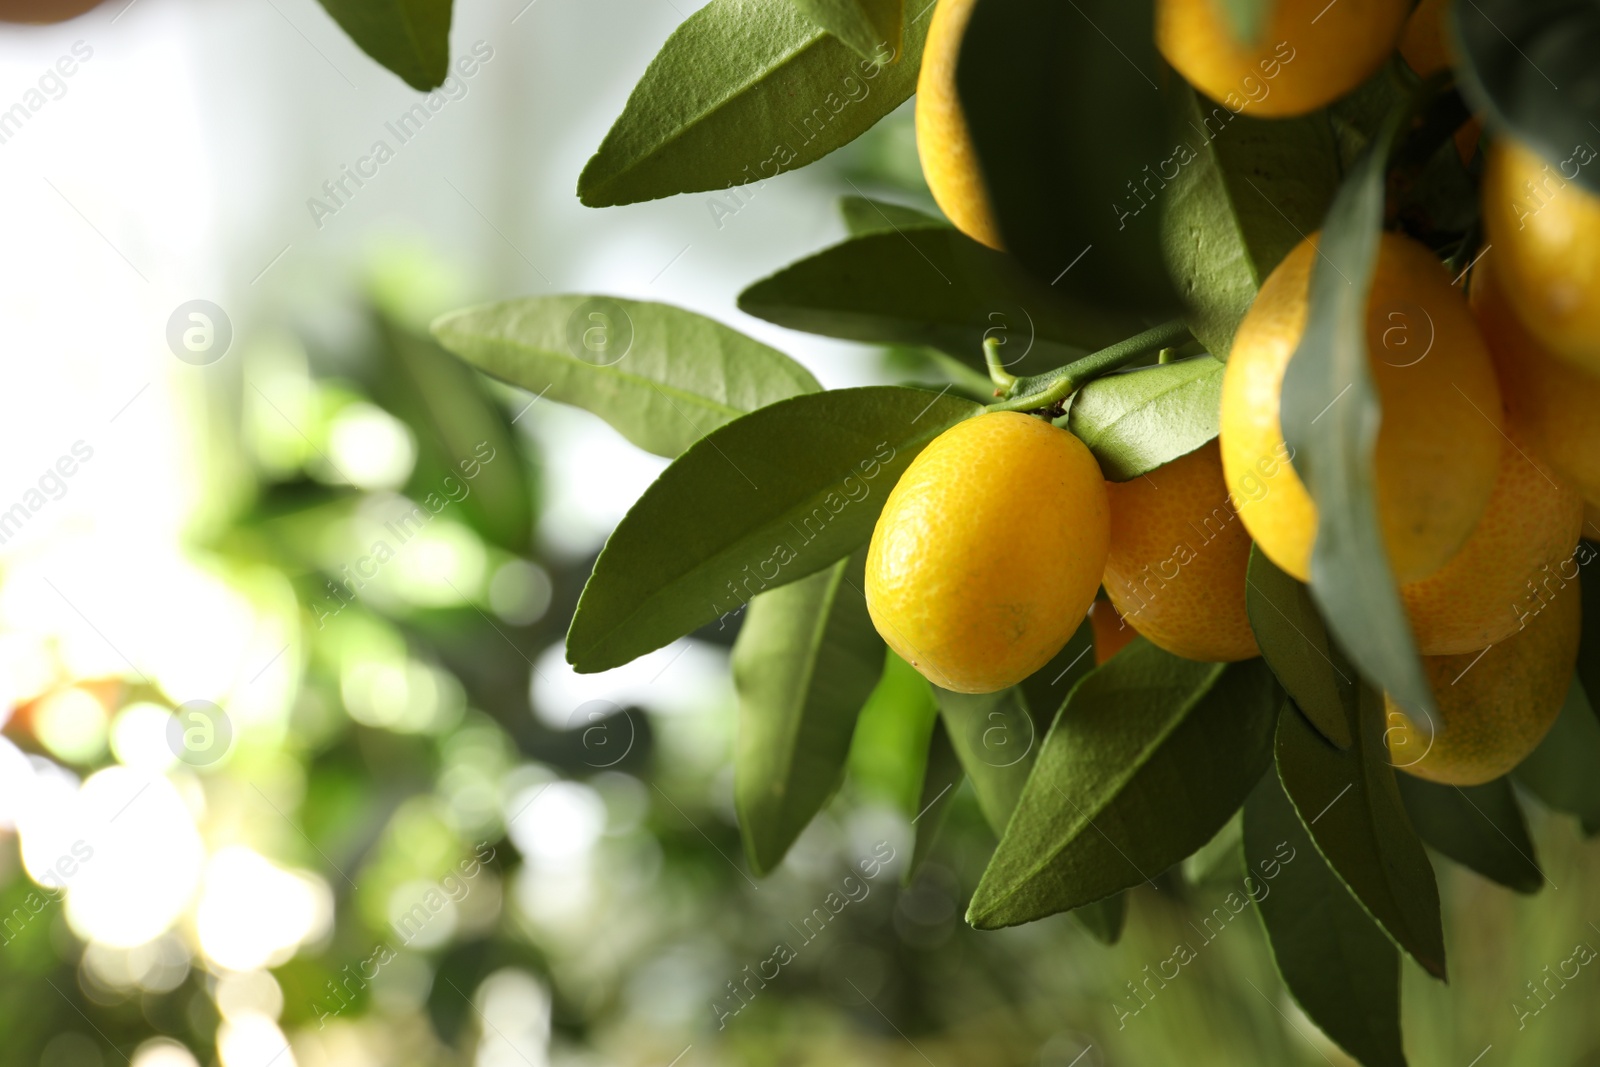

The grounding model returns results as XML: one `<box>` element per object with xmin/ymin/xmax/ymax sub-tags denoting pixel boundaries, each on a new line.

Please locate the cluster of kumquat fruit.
<box><xmin>865</xmin><ymin>0</ymin><xmax>1599</xmax><ymax>789</ymax></box>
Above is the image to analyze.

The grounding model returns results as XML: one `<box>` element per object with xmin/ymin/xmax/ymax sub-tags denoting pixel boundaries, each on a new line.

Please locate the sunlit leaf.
<box><xmin>373</xmin><ymin>316</ymin><xmax>534</xmax><ymax>554</ymax></box>
<box><xmin>790</xmin><ymin>0</ymin><xmax>902</xmax><ymax>59</ymax></box>
<box><xmin>733</xmin><ymin>550</ymin><xmax>884</xmax><ymax>875</ymax></box>
<box><xmin>1065</xmin><ymin>356</ymin><xmax>1223</xmax><ymax>481</ymax></box>
<box><xmin>578</xmin><ymin>0</ymin><xmax>929</xmax><ymax>207</ymax></box>
<box><xmin>849</xmin><ymin>649</ymin><xmax>941</xmax><ymax>815</ymax></box>
<box><xmin>1161</xmin><ymin>83</ymin><xmax>1338</xmax><ymax>359</ymax></box>
<box><xmin>432</xmin><ymin>295</ymin><xmax>819</xmax><ymax>459</ymax></box>
<box><xmin>567</xmin><ymin>387</ymin><xmax>981</xmax><ymax>672</ymax></box>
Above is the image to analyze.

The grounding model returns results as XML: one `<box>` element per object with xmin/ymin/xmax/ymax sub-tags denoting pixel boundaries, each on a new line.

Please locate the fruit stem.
<box><xmin>986</xmin><ymin>319</ymin><xmax>1192</xmax><ymax>414</ymax></box>
<box><xmin>982</xmin><ymin>336</ymin><xmax>1018</xmax><ymax>393</ymax></box>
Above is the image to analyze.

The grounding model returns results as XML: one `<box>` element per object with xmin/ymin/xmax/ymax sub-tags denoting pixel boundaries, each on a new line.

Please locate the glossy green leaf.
<box><xmin>839</xmin><ymin>195</ymin><xmax>945</xmax><ymax>237</ymax></box>
<box><xmin>1070</xmin><ymin>893</ymin><xmax>1126</xmax><ymax>946</ymax></box>
<box><xmin>906</xmin><ymin>718</ymin><xmax>963</xmax><ymax>882</ymax></box>
<box><xmin>1277</xmin><ymin>85</ymin><xmax>1438</xmax><ymax>730</ymax></box>
<box><xmin>1064</xmin><ymin>356</ymin><xmax>1223</xmax><ymax>481</ymax></box>
<box><xmin>738</xmin><ymin>229</ymin><xmax>1145</xmax><ymax>376</ymax></box>
<box><xmin>790</xmin><ymin>0</ymin><xmax>902</xmax><ymax>60</ymax></box>
<box><xmin>1161</xmin><ymin>83</ymin><xmax>1339</xmax><ymax>359</ymax></box>
<box><xmin>432</xmin><ymin>295</ymin><xmax>819</xmax><ymax>459</ymax></box>
<box><xmin>967</xmin><ymin>644</ymin><xmax>1278</xmax><ymax>929</ymax></box>
<box><xmin>567</xmin><ymin>387</ymin><xmax>981</xmax><ymax>672</ymax></box>
<box><xmin>1276</xmin><ymin>688</ymin><xmax>1446</xmax><ymax>979</ymax></box>
<box><xmin>316</xmin><ymin>0</ymin><xmax>452</xmax><ymax>90</ymax></box>
<box><xmin>578</xmin><ymin>0</ymin><xmax>928</xmax><ymax>207</ymax></box>
<box><xmin>1395</xmin><ymin>775</ymin><xmax>1543</xmax><ymax>894</ymax></box>
<box><xmin>935</xmin><ymin>686</ymin><xmax>1035</xmax><ymax>836</ymax></box>
<box><xmin>371</xmin><ymin>316</ymin><xmax>534</xmax><ymax>554</ymax></box>
<box><xmin>1451</xmin><ymin>0</ymin><xmax>1600</xmax><ymax>196</ymax></box>
<box><xmin>1514</xmin><ymin>676</ymin><xmax>1600</xmax><ymax>833</ymax></box>
<box><xmin>955</xmin><ymin>0</ymin><xmax>1179</xmax><ymax>316</ymax></box>
<box><xmin>1245</xmin><ymin>547</ymin><xmax>1353</xmax><ymax>750</ymax></box>
<box><xmin>849</xmin><ymin>649</ymin><xmax>940</xmax><ymax>815</ymax></box>
<box><xmin>733</xmin><ymin>550</ymin><xmax>884</xmax><ymax>875</ymax></box>
<box><xmin>1245</xmin><ymin>772</ymin><xmax>1405</xmax><ymax>1067</ymax></box>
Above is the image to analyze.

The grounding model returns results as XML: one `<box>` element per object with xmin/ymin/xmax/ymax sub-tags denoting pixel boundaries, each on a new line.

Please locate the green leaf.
<box><xmin>1245</xmin><ymin>771</ymin><xmax>1406</xmax><ymax>1067</ymax></box>
<box><xmin>967</xmin><ymin>643</ymin><xmax>1278</xmax><ymax>929</ymax></box>
<box><xmin>1451</xmin><ymin>0</ymin><xmax>1600</xmax><ymax>196</ymax></box>
<box><xmin>738</xmin><ymin>229</ymin><xmax>1145</xmax><ymax>376</ymax></box>
<box><xmin>955</xmin><ymin>0</ymin><xmax>1179</xmax><ymax>316</ymax></box>
<box><xmin>1064</xmin><ymin>356</ymin><xmax>1223</xmax><ymax>481</ymax></box>
<box><xmin>567</xmin><ymin>386</ymin><xmax>981</xmax><ymax>673</ymax></box>
<box><xmin>1275</xmin><ymin>688</ymin><xmax>1446</xmax><ymax>979</ymax></box>
<box><xmin>839</xmin><ymin>195</ymin><xmax>945</xmax><ymax>237</ymax></box>
<box><xmin>578</xmin><ymin>0</ymin><xmax>928</xmax><ymax>207</ymax></box>
<box><xmin>1070</xmin><ymin>893</ymin><xmax>1126</xmax><ymax>946</ymax></box>
<box><xmin>935</xmin><ymin>686</ymin><xmax>1035</xmax><ymax>835</ymax></box>
<box><xmin>906</xmin><ymin>717</ymin><xmax>963</xmax><ymax>882</ymax></box>
<box><xmin>431</xmin><ymin>295</ymin><xmax>819</xmax><ymax>459</ymax></box>
<box><xmin>1161</xmin><ymin>83</ymin><xmax>1339</xmax><ymax>360</ymax></box>
<box><xmin>1277</xmin><ymin>84</ymin><xmax>1438</xmax><ymax>730</ymax></box>
<box><xmin>316</xmin><ymin>0</ymin><xmax>452</xmax><ymax>91</ymax></box>
<box><xmin>1244</xmin><ymin>546</ymin><xmax>1353</xmax><ymax>750</ymax></box>
<box><xmin>1514</xmin><ymin>676</ymin><xmax>1600</xmax><ymax>833</ymax></box>
<box><xmin>371</xmin><ymin>316</ymin><xmax>534</xmax><ymax>554</ymax></box>
<box><xmin>1394</xmin><ymin>775</ymin><xmax>1543</xmax><ymax>894</ymax></box>
<box><xmin>849</xmin><ymin>649</ymin><xmax>940</xmax><ymax>815</ymax></box>
<box><xmin>733</xmin><ymin>550</ymin><xmax>884</xmax><ymax>875</ymax></box>
<box><xmin>789</xmin><ymin>0</ymin><xmax>902</xmax><ymax>60</ymax></box>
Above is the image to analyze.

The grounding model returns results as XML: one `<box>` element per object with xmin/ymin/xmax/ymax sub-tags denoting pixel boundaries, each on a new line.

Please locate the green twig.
<box><xmin>986</xmin><ymin>319</ymin><xmax>1192</xmax><ymax>414</ymax></box>
<box><xmin>983</xmin><ymin>336</ymin><xmax>1018</xmax><ymax>393</ymax></box>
